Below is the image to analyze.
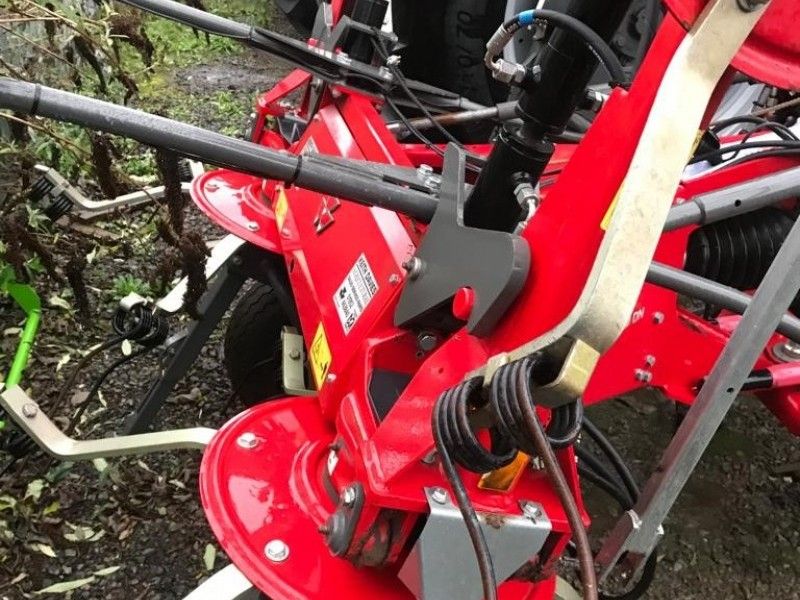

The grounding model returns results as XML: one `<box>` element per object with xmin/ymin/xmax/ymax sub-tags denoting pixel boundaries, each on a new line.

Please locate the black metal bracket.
<box><xmin>123</xmin><ymin>244</ymin><xmax>290</xmax><ymax>434</ymax></box>
<box><xmin>394</xmin><ymin>145</ymin><xmax>530</xmax><ymax>337</ymax></box>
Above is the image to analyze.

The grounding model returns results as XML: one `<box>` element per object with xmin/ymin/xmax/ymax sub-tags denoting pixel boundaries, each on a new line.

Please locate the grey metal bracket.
<box><xmin>398</xmin><ymin>488</ymin><xmax>551</xmax><ymax>600</ymax></box>
<box><xmin>281</xmin><ymin>327</ymin><xmax>315</xmax><ymax>396</ymax></box>
<box><xmin>595</xmin><ymin>211</ymin><xmax>800</xmax><ymax>582</ymax></box>
<box><xmin>0</xmin><ymin>386</ymin><xmax>214</xmax><ymax>461</ymax></box>
<box><xmin>394</xmin><ymin>145</ymin><xmax>530</xmax><ymax>337</ymax></box>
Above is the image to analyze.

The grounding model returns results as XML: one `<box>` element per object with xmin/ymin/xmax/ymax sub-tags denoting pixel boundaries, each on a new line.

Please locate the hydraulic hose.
<box><xmin>485</xmin><ymin>9</ymin><xmax>627</xmax><ymax>87</ymax></box>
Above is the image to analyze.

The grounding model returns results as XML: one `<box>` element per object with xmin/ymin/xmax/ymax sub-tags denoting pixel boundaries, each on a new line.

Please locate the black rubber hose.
<box><xmin>575</xmin><ymin>446</ymin><xmax>635</xmax><ymax>508</ymax></box>
<box><xmin>582</xmin><ymin>417</ymin><xmax>639</xmax><ymax>501</ymax></box>
<box><xmin>505</xmin><ymin>10</ymin><xmax>627</xmax><ymax>87</ymax></box>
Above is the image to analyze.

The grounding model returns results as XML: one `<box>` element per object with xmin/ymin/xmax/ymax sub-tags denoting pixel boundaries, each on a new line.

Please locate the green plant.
<box><xmin>112</xmin><ymin>274</ymin><xmax>153</xmax><ymax>298</ymax></box>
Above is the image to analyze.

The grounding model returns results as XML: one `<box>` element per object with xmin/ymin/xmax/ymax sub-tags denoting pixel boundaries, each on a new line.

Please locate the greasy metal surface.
<box><xmin>595</xmin><ymin>209</ymin><xmax>800</xmax><ymax>581</ymax></box>
<box><xmin>0</xmin><ymin>386</ymin><xmax>214</xmax><ymax>460</ymax></box>
<box><xmin>481</xmin><ymin>0</ymin><xmax>768</xmax><ymax>380</ymax></box>
<box><xmin>664</xmin><ymin>0</ymin><xmax>800</xmax><ymax>89</ymax></box>
<box><xmin>182</xmin><ymin>565</ymin><xmax>259</xmax><ymax>600</ymax></box>
<box><xmin>397</xmin><ymin>489</ymin><xmax>551</xmax><ymax>600</ymax></box>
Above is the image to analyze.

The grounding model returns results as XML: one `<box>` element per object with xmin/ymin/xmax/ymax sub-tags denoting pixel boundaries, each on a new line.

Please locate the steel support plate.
<box><xmin>398</xmin><ymin>489</ymin><xmax>552</xmax><ymax>600</ymax></box>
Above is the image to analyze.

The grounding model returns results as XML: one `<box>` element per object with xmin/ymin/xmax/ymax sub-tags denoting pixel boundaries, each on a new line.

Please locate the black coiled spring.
<box><xmin>112</xmin><ymin>304</ymin><xmax>169</xmax><ymax>348</ymax></box>
<box><xmin>435</xmin><ymin>355</ymin><xmax>584</xmax><ymax>474</ymax></box>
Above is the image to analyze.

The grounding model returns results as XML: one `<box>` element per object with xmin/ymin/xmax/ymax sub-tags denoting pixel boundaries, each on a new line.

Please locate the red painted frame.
<box><xmin>194</xmin><ymin>6</ymin><xmax>800</xmax><ymax>599</ymax></box>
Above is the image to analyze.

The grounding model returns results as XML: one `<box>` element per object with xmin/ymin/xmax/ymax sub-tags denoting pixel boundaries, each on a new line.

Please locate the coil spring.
<box><xmin>44</xmin><ymin>192</ymin><xmax>74</xmax><ymax>222</ymax></box>
<box><xmin>112</xmin><ymin>304</ymin><xmax>169</xmax><ymax>348</ymax></box>
<box><xmin>685</xmin><ymin>207</ymin><xmax>798</xmax><ymax>311</ymax></box>
<box><xmin>434</xmin><ymin>355</ymin><xmax>584</xmax><ymax>474</ymax></box>
<box><xmin>27</xmin><ymin>176</ymin><xmax>55</xmax><ymax>203</ymax></box>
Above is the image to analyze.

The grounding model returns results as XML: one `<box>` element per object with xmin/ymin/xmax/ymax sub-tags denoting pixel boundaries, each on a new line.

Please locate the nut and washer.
<box><xmin>264</xmin><ymin>539</ymin><xmax>290</xmax><ymax>562</ymax></box>
<box><xmin>431</xmin><ymin>488</ymin><xmax>448</xmax><ymax>504</ymax></box>
<box><xmin>236</xmin><ymin>432</ymin><xmax>258</xmax><ymax>449</ymax></box>
<box><xmin>520</xmin><ymin>501</ymin><xmax>543</xmax><ymax>520</ymax></box>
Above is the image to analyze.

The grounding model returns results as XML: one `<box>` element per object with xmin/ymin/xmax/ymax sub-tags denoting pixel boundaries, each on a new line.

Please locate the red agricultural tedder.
<box><xmin>2</xmin><ymin>0</ymin><xmax>800</xmax><ymax>598</ymax></box>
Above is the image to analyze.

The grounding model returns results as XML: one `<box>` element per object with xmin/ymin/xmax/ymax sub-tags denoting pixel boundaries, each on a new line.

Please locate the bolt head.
<box><xmin>652</xmin><ymin>312</ymin><xmax>665</xmax><ymax>325</ymax></box>
<box><xmin>431</xmin><ymin>487</ymin><xmax>448</xmax><ymax>504</ymax></box>
<box><xmin>389</xmin><ymin>274</ymin><xmax>401</xmax><ymax>285</ymax></box>
<box><xmin>326</xmin><ymin>373</ymin><xmax>337</xmax><ymax>384</ymax></box>
<box><xmin>520</xmin><ymin>501</ymin><xmax>542</xmax><ymax>520</ymax></box>
<box><xmin>265</xmin><ymin>539</ymin><xmax>289</xmax><ymax>562</ymax></box>
<box><xmin>22</xmin><ymin>403</ymin><xmax>38</xmax><ymax>419</ymax></box>
<box><xmin>342</xmin><ymin>486</ymin><xmax>357</xmax><ymax>507</ymax></box>
<box><xmin>417</xmin><ymin>333</ymin><xmax>438</xmax><ymax>353</ymax></box>
<box><xmin>644</xmin><ymin>355</ymin><xmax>656</xmax><ymax>367</ymax></box>
<box><xmin>246</xmin><ymin>221</ymin><xmax>260</xmax><ymax>232</ymax></box>
<box><xmin>402</xmin><ymin>257</ymin><xmax>424</xmax><ymax>280</ymax></box>
<box><xmin>289</xmin><ymin>349</ymin><xmax>301</xmax><ymax>361</ymax></box>
<box><xmin>237</xmin><ymin>432</ymin><xmax>258</xmax><ymax>449</ymax></box>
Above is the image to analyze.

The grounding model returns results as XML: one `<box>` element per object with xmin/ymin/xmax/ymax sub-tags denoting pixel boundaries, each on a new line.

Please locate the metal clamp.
<box><xmin>0</xmin><ymin>386</ymin><xmax>215</xmax><ymax>461</ymax></box>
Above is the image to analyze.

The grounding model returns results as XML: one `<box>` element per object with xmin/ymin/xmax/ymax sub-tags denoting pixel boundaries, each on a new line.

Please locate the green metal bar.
<box><xmin>4</xmin><ymin>282</ymin><xmax>41</xmax><ymax>389</ymax></box>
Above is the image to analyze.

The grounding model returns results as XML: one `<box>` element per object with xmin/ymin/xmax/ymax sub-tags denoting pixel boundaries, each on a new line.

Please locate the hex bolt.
<box><xmin>264</xmin><ymin>539</ymin><xmax>290</xmax><ymax>563</ymax></box>
<box><xmin>389</xmin><ymin>274</ymin><xmax>401</xmax><ymax>285</ymax></box>
<box><xmin>417</xmin><ymin>333</ymin><xmax>438</xmax><ymax>353</ymax></box>
<box><xmin>402</xmin><ymin>257</ymin><xmax>424</xmax><ymax>281</ymax></box>
<box><xmin>634</xmin><ymin>369</ymin><xmax>653</xmax><ymax>383</ymax></box>
<box><xmin>530</xmin><ymin>456</ymin><xmax>544</xmax><ymax>471</ymax></box>
<box><xmin>289</xmin><ymin>349</ymin><xmax>301</xmax><ymax>361</ymax></box>
<box><xmin>236</xmin><ymin>432</ymin><xmax>258</xmax><ymax>449</ymax></box>
<box><xmin>644</xmin><ymin>355</ymin><xmax>657</xmax><ymax>367</ymax></box>
<box><xmin>520</xmin><ymin>501</ymin><xmax>542</xmax><ymax>520</ymax></box>
<box><xmin>342</xmin><ymin>486</ymin><xmax>356</xmax><ymax>507</ymax></box>
<box><xmin>652</xmin><ymin>312</ymin><xmax>665</xmax><ymax>325</ymax></box>
<box><xmin>246</xmin><ymin>221</ymin><xmax>260</xmax><ymax>232</ymax></box>
<box><xmin>22</xmin><ymin>403</ymin><xmax>38</xmax><ymax>419</ymax></box>
<box><xmin>326</xmin><ymin>373</ymin><xmax>337</xmax><ymax>384</ymax></box>
<box><xmin>431</xmin><ymin>488</ymin><xmax>448</xmax><ymax>504</ymax></box>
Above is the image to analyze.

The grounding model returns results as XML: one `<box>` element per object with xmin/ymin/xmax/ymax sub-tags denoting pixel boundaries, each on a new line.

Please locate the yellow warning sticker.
<box><xmin>309</xmin><ymin>323</ymin><xmax>332</xmax><ymax>389</ymax></box>
<box><xmin>600</xmin><ymin>187</ymin><xmax>622</xmax><ymax>231</ymax></box>
<box><xmin>275</xmin><ymin>188</ymin><xmax>288</xmax><ymax>230</ymax></box>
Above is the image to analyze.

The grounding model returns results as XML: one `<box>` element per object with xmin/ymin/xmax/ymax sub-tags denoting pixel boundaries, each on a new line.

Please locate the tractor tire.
<box><xmin>223</xmin><ymin>283</ymin><xmax>292</xmax><ymax>407</ymax></box>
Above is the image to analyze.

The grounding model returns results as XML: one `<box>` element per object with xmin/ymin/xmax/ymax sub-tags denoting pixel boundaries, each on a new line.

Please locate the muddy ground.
<box><xmin>1</xmin><ymin>3</ymin><xmax>799</xmax><ymax>599</ymax></box>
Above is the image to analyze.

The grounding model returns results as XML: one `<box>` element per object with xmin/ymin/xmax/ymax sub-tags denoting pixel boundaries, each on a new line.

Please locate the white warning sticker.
<box><xmin>334</xmin><ymin>253</ymin><xmax>379</xmax><ymax>334</ymax></box>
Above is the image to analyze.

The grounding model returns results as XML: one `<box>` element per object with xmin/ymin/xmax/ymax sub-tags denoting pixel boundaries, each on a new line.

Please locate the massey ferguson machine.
<box><xmin>2</xmin><ymin>0</ymin><xmax>800</xmax><ymax>598</ymax></box>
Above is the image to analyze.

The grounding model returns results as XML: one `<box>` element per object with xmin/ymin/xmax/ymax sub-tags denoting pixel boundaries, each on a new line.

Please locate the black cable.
<box><xmin>55</xmin><ymin>336</ymin><xmax>125</xmax><ymax>410</ymax></box>
<box><xmin>432</xmin><ymin>390</ymin><xmax>498</xmax><ymax>600</ymax></box>
<box><xmin>719</xmin><ymin>148</ymin><xmax>800</xmax><ymax>170</ymax></box>
<box><xmin>575</xmin><ymin>446</ymin><xmax>635</xmax><ymax>508</ymax></box>
<box><xmin>373</xmin><ymin>36</ymin><xmax>468</xmax><ymax>151</ymax></box>
<box><xmin>710</xmin><ymin>115</ymin><xmax>799</xmax><ymax>141</ymax></box>
<box><xmin>65</xmin><ymin>346</ymin><xmax>153</xmax><ymax>436</ymax></box>
<box><xmin>546</xmin><ymin>400</ymin><xmax>584</xmax><ymax>449</ymax></box>
<box><xmin>690</xmin><ymin>140</ymin><xmax>800</xmax><ymax>165</ymax></box>
<box><xmin>582</xmin><ymin>417</ymin><xmax>639</xmax><ymax>500</ymax></box>
<box><xmin>577</xmin><ymin>464</ymin><xmax>633</xmax><ymax>510</ymax></box>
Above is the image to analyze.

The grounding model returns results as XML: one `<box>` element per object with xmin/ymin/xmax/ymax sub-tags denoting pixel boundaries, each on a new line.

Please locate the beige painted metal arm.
<box><xmin>0</xmin><ymin>386</ymin><xmax>215</xmax><ymax>460</ymax></box>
